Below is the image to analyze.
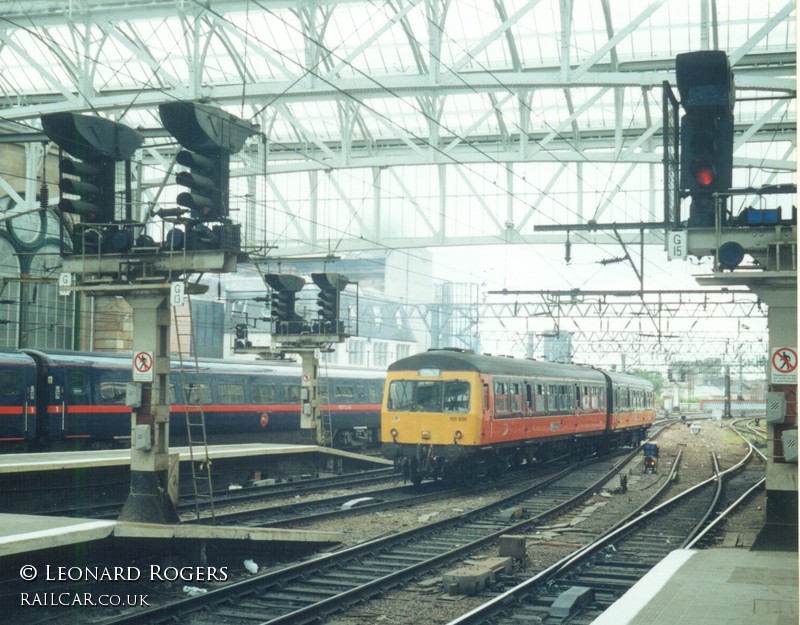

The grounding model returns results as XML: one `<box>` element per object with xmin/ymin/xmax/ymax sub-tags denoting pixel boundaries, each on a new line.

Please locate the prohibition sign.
<box><xmin>133</xmin><ymin>351</ymin><xmax>155</xmax><ymax>382</ymax></box>
<box><xmin>771</xmin><ymin>347</ymin><xmax>798</xmax><ymax>384</ymax></box>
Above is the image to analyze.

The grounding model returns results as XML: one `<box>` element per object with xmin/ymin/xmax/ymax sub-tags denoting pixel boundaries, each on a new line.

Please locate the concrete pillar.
<box><xmin>756</xmin><ymin>285</ymin><xmax>797</xmax><ymax>548</ymax></box>
<box><xmin>118</xmin><ymin>294</ymin><xmax>179</xmax><ymax>523</ymax></box>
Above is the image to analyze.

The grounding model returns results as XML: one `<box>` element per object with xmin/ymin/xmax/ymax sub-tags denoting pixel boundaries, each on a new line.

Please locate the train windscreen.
<box><xmin>386</xmin><ymin>379</ymin><xmax>470</xmax><ymax>413</ymax></box>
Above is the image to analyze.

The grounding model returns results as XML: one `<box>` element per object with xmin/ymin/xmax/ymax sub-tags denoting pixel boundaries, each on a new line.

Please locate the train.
<box><xmin>380</xmin><ymin>348</ymin><xmax>655</xmax><ymax>484</ymax></box>
<box><xmin>0</xmin><ymin>348</ymin><xmax>383</xmax><ymax>452</ymax></box>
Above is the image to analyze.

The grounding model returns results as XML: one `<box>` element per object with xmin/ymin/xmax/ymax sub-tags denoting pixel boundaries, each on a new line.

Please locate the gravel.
<box><xmin>304</xmin><ymin>418</ymin><xmax>768</xmax><ymax>625</ymax></box>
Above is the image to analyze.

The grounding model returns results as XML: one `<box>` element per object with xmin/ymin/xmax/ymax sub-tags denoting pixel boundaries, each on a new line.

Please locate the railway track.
<box><xmin>443</xmin><ymin>440</ymin><xmax>764</xmax><ymax>625</ymax></box>
<box><xmin>35</xmin><ymin>467</ymin><xmax>395</xmax><ymax>519</ymax></box>
<box><xmin>93</xmin><ymin>449</ymin><xmax>641</xmax><ymax>625</ymax></box>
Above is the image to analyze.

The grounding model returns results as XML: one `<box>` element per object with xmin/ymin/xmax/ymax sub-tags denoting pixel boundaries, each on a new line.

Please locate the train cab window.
<box><xmin>443</xmin><ymin>381</ymin><xmax>469</xmax><ymax>413</ymax></box>
<box><xmin>387</xmin><ymin>379</ymin><xmax>468</xmax><ymax>413</ymax></box>
<box><xmin>218</xmin><ymin>383</ymin><xmax>245</xmax><ymax>404</ymax></box>
<box><xmin>252</xmin><ymin>384</ymin><xmax>276</xmax><ymax>403</ymax></box>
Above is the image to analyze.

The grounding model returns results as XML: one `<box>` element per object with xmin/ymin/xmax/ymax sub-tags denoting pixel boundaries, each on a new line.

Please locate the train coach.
<box><xmin>0</xmin><ymin>348</ymin><xmax>383</xmax><ymax>452</ymax></box>
<box><xmin>381</xmin><ymin>348</ymin><xmax>655</xmax><ymax>484</ymax></box>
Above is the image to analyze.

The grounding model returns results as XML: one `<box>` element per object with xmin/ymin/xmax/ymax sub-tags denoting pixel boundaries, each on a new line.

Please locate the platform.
<box><xmin>591</xmin><ymin>548</ymin><xmax>798</xmax><ymax>625</ymax></box>
<box><xmin>0</xmin><ymin>444</ymin><xmax>390</xmax><ymax>515</ymax></box>
<box><xmin>0</xmin><ymin>443</ymin><xmax>389</xmax><ymax>474</ymax></box>
<box><xmin>0</xmin><ymin>512</ymin><xmax>344</xmax><ymax>559</ymax></box>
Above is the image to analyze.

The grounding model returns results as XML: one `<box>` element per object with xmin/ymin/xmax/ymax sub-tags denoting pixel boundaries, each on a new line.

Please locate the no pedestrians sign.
<box><xmin>771</xmin><ymin>347</ymin><xmax>798</xmax><ymax>384</ymax></box>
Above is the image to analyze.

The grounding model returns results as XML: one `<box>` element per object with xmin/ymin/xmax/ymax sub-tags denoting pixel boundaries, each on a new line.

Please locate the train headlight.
<box><xmin>390</xmin><ymin>428</ymin><xmax>398</xmax><ymax>441</ymax></box>
<box><xmin>454</xmin><ymin>429</ymin><xmax>463</xmax><ymax>443</ymax></box>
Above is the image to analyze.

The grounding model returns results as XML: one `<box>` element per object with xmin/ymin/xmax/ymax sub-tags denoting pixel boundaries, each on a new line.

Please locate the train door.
<box><xmin>0</xmin><ymin>353</ymin><xmax>36</xmax><ymax>447</ymax></box>
<box><xmin>21</xmin><ymin>350</ymin><xmax>63</xmax><ymax>447</ymax></box>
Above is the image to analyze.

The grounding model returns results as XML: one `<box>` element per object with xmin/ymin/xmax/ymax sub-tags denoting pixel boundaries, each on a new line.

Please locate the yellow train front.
<box><xmin>381</xmin><ymin>348</ymin><xmax>654</xmax><ymax>484</ymax></box>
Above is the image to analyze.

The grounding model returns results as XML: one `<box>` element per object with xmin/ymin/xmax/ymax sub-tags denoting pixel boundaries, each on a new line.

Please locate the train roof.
<box><xmin>0</xmin><ymin>348</ymin><xmax>36</xmax><ymax>365</ymax></box>
<box><xmin>388</xmin><ymin>348</ymin><xmax>607</xmax><ymax>383</ymax></box>
<box><xmin>600</xmin><ymin>368</ymin><xmax>655</xmax><ymax>390</ymax></box>
<box><xmin>19</xmin><ymin>349</ymin><xmax>385</xmax><ymax>380</ymax></box>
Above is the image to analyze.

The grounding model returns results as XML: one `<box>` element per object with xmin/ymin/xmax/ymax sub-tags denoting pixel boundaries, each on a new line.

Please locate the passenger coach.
<box><xmin>381</xmin><ymin>348</ymin><xmax>654</xmax><ymax>484</ymax></box>
<box><xmin>0</xmin><ymin>348</ymin><xmax>383</xmax><ymax>451</ymax></box>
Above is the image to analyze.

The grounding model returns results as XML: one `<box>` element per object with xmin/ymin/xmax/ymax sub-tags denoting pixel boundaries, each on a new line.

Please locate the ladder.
<box><xmin>318</xmin><ymin>365</ymin><xmax>334</xmax><ymax>447</ymax></box>
<box><xmin>173</xmin><ymin>294</ymin><xmax>215</xmax><ymax>522</ymax></box>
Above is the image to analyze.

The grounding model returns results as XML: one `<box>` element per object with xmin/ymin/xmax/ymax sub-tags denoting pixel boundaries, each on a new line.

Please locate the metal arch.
<box><xmin>1</xmin><ymin>0</ymin><xmax>795</xmax><ymax>257</ymax></box>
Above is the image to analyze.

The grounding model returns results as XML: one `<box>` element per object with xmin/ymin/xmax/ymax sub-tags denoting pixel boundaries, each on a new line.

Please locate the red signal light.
<box><xmin>694</xmin><ymin>165</ymin><xmax>715</xmax><ymax>187</ymax></box>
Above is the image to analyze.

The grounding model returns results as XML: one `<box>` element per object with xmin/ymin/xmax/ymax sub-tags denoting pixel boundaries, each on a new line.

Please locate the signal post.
<box><xmin>235</xmin><ymin>272</ymin><xmax>352</xmax><ymax>446</ymax></box>
<box><xmin>43</xmin><ymin>103</ymin><xmax>255</xmax><ymax>523</ymax></box>
<box><xmin>673</xmin><ymin>51</ymin><xmax>797</xmax><ymax>546</ymax></box>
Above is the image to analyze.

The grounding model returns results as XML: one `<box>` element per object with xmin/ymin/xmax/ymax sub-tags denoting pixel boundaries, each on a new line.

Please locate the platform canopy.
<box><xmin>0</xmin><ymin>0</ymin><xmax>794</xmax><ymax>256</ymax></box>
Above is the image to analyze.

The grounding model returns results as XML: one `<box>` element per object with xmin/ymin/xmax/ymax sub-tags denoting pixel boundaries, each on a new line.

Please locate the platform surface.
<box><xmin>591</xmin><ymin>548</ymin><xmax>798</xmax><ymax>625</ymax></box>
<box><xmin>0</xmin><ymin>513</ymin><xmax>116</xmax><ymax>556</ymax></box>
<box><xmin>0</xmin><ymin>512</ymin><xmax>344</xmax><ymax>558</ymax></box>
<box><xmin>0</xmin><ymin>443</ymin><xmax>388</xmax><ymax>473</ymax></box>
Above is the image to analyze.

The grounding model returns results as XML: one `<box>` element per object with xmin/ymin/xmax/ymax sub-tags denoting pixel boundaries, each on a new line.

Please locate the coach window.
<box><xmin>1</xmin><ymin>370</ymin><xmax>18</xmax><ymax>396</ymax></box>
<box><xmin>494</xmin><ymin>381</ymin><xmax>509</xmax><ymax>416</ymax></box>
<box><xmin>367</xmin><ymin>384</ymin><xmax>380</xmax><ymax>403</ymax></box>
<box><xmin>334</xmin><ymin>385</ymin><xmax>355</xmax><ymax>402</ymax></box>
<box><xmin>99</xmin><ymin>381</ymin><xmax>127</xmax><ymax>404</ymax></box>
<box><xmin>218</xmin><ymin>383</ymin><xmax>245</xmax><ymax>404</ymax></box>
<box><xmin>183</xmin><ymin>383</ymin><xmax>211</xmax><ymax>404</ymax></box>
<box><xmin>509</xmin><ymin>382</ymin><xmax>523</xmax><ymax>416</ymax></box>
<box><xmin>353</xmin><ymin>385</ymin><xmax>366</xmax><ymax>402</ymax></box>
<box><xmin>283</xmin><ymin>385</ymin><xmax>301</xmax><ymax>403</ymax></box>
<box><xmin>533</xmin><ymin>384</ymin><xmax>545</xmax><ymax>415</ymax></box>
<box><xmin>252</xmin><ymin>384</ymin><xmax>276</xmax><ymax>403</ymax></box>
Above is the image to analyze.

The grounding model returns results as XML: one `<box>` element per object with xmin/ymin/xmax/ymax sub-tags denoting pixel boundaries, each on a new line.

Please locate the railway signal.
<box><xmin>175</xmin><ymin>148</ymin><xmax>223</xmax><ymax>221</ymax></box>
<box><xmin>263</xmin><ymin>273</ymin><xmax>305</xmax><ymax>335</ymax></box>
<box><xmin>312</xmin><ymin>272</ymin><xmax>348</xmax><ymax>334</ymax></box>
<box><xmin>234</xmin><ymin>323</ymin><xmax>251</xmax><ymax>349</ymax></box>
<box><xmin>56</xmin><ymin>157</ymin><xmax>114</xmax><ymax>223</ymax></box>
<box><xmin>41</xmin><ymin>112</ymin><xmax>143</xmax><ymax>253</ymax></box>
<box><xmin>676</xmin><ymin>50</ymin><xmax>735</xmax><ymax>227</ymax></box>
<box><xmin>159</xmin><ymin>101</ymin><xmax>256</xmax><ymax>224</ymax></box>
